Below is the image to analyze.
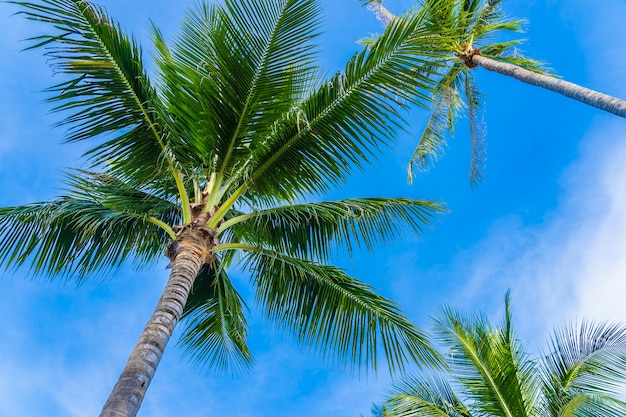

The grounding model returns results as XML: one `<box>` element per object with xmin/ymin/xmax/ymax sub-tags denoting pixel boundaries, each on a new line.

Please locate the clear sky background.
<box><xmin>1</xmin><ymin>0</ymin><xmax>626</xmax><ymax>416</ymax></box>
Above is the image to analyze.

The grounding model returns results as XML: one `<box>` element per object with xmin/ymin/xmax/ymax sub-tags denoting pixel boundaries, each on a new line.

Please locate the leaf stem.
<box><xmin>147</xmin><ymin>216</ymin><xmax>176</xmax><ymax>240</ymax></box>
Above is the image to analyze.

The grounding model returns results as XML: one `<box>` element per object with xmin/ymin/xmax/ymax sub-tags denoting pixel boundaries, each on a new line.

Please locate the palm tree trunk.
<box><xmin>99</xmin><ymin>249</ymin><xmax>204</xmax><ymax>417</ymax></box>
<box><xmin>471</xmin><ymin>54</ymin><xmax>626</xmax><ymax>118</ymax></box>
<box><xmin>365</xmin><ymin>0</ymin><xmax>394</xmax><ymax>26</ymax></box>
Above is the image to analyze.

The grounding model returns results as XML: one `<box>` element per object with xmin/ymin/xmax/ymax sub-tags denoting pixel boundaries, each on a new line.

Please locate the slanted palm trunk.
<box><xmin>100</xmin><ymin>221</ymin><xmax>217</xmax><ymax>417</ymax></box>
<box><xmin>365</xmin><ymin>1</ymin><xmax>394</xmax><ymax>26</ymax></box>
<box><xmin>467</xmin><ymin>52</ymin><xmax>626</xmax><ymax>118</ymax></box>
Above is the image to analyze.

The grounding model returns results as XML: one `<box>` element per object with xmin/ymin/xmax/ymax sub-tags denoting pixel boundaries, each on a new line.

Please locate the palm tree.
<box><xmin>0</xmin><ymin>0</ymin><xmax>455</xmax><ymax>416</ymax></box>
<box><xmin>374</xmin><ymin>293</ymin><xmax>626</xmax><ymax>417</ymax></box>
<box><xmin>364</xmin><ymin>0</ymin><xmax>626</xmax><ymax>183</ymax></box>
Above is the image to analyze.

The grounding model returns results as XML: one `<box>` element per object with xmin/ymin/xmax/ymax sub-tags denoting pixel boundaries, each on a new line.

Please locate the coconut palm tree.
<box><xmin>374</xmin><ymin>293</ymin><xmax>626</xmax><ymax>417</ymax></box>
<box><xmin>364</xmin><ymin>0</ymin><xmax>626</xmax><ymax>183</ymax></box>
<box><xmin>0</xmin><ymin>0</ymin><xmax>455</xmax><ymax>416</ymax></box>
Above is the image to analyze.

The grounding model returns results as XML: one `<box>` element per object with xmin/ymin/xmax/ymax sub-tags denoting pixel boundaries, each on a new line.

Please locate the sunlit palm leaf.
<box><xmin>225</xmin><ymin>198</ymin><xmax>444</xmax><ymax>262</ymax></box>
<box><xmin>374</xmin><ymin>294</ymin><xmax>626</xmax><ymax>417</ymax></box>
<box><xmin>0</xmin><ymin>200</ymin><xmax>168</xmax><ymax>280</ymax></box>
<box><xmin>384</xmin><ymin>374</ymin><xmax>471</xmax><ymax>417</ymax></box>
<box><xmin>557</xmin><ymin>394</ymin><xmax>626</xmax><ymax>417</ymax></box>
<box><xmin>464</xmin><ymin>71</ymin><xmax>485</xmax><ymax>185</ymax></box>
<box><xmin>154</xmin><ymin>0</ymin><xmax>320</xmax><ymax>182</ymax></box>
<box><xmin>224</xmin><ymin>245</ymin><xmax>440</xmax><ymax>373</ymax></box>
<box><xmin>179</xmin><ymin>262</ymin><xmax>252</xmax><ymax>375</ymax></box>
<box><xmin>0</xmin><ymin>171</ymin><xmax>176</xmax><ymax>279</ymax></box>
<box><xmin>65</xmin><ymin>170</ymin><xmax>180</xmax><ymax>215</ymax></box>
<box><xmin>235</xmin><ymin>3</ymin><xmax>451</xmax><ymax>203</ymax></box>
<box><xmin>12</xmin><ymin>0</ymin><xmax>172</xmax><ymax>186</ymax></box>
<box><xmin>434</xmin><ymin>294</ymin><xmax>538</xmax><ymax>417</ymax></box>
<box><xmin>407</xmin><ymin>68</ymin><xmax>464</xmax><ymax>183</ymax></box>
<box><xmin>542</xmin><ymin>320</ymin><xmax>626</xmax><ymax>415</ymax></box>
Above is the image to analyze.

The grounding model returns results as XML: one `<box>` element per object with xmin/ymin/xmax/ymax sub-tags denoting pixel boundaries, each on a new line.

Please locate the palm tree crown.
<box><xmin>364</xmin><ymin>0</ymin><xmax>626</xmax><ymax>184</ymax></box>
<box><xmin>375</xmin><ymin>293</ymin><xmax>626</xmax><ymax>417</ymax></box>
<box><xmin>1</xmin><ymin>0</ymin><xmax>456</xmax><ymax>415</ymax></box>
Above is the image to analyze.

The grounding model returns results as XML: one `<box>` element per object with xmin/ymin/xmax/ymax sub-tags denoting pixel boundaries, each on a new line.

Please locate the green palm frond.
<box><xmin>230</xmin><ymin>3</ymin><xmax>452</xmax><ymax>204</ymax></box>
<box><xmin>0</xmin><ymin>199</ymin><xmax>167</xmax><ymax>280</ymax></box>
<box><xmin>154</xmin><ymin>0</ymin><xmax>321</xmax><ymax>198</ymax></box>
<box><xmin>542</xmin><ymin>320</ymin><xmax>626</xmax><ymax>416</ymax></box>
<box><xmin>384</xmin><ymin>374</ymin><xmax>471</xmax><ymax>417</ymax></box>
<box><xmin>373</xmin><ymin>294</ymin><xmax>626</xmax><ymax>417</ymax></box>
<box><xmin>434</xmin><ymin>294</ymin><xmax>538</xmax><ymax>417</ymax></box>
<box><xmin>408</xmin><ymin>65</ymin><xmax>465</xmax><ymax>182</ymax></box>
<box><xmin>12</xmin><ymin>0</ymin><xmax>173</xmax><ymax>186</ymax></box>
<box><xmin>220</xmin><ymin>245</ymin><xmax>441</xmax><ymax>374</ymax></box>
<box><xmin>557</xmin><ymin>393</ymin><xmax>626</xmax><ymax>417</ymax></box>
<box><xmin>65</xmin><ymin>170</ymin><xmax>180</xmax><ymax>216</ymax></box>
<box><xmin>0</xmin><ymin>172</ymin><xmax>177</xmax><ymax>279</ymax></box>
<box><xmin>223</xmin><ymin>198</ymin><xmax>444</xmax><ymax>262</ymax></box>
<box><xmin>179</xmin><ymin>262</ymin><xmax>253</xmax><ymax>375</ymax></box>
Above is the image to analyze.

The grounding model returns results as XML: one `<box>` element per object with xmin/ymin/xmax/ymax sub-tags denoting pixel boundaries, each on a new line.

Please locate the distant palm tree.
<box><xmin>0</xmin><ymin>0</ymin><xmax>454</xmax><ymax>416</ymax></box>
<box><xmin>374</xmin><ymin>293</ymin><xmax>626</xmax><ymax>417</ymax></box>
<box><xmin>364</xmin><ymin>0</ymin><xmax>626</xmax><ymax>183</ymax></box>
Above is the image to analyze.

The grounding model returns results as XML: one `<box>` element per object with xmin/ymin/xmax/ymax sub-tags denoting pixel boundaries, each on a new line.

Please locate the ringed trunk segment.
<box><xmin>466</xmin><ymin>52</ymin><xmax>626</xmax><ymax>118</ymax></box>
<box><xmin>99</xmin><ymin>249</ymin><xmax>204</xmax><ymax>417</ymax></box>
<box><xmin>101</xmin><ymin>220</ymin><xmax>220</xmax><ymax>417</ymax></box>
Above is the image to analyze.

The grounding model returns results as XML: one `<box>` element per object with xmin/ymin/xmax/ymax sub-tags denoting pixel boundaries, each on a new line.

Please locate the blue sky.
<box><xmin>1</xmin><ymin>0</ymin><xmax>626</xmax><ymax>416</ymax></box>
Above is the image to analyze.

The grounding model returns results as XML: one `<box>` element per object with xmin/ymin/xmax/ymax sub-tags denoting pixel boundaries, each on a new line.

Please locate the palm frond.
<box><xmin>408</xmin><ymin>65</ymin><xmax>465</xmax><ymax>182</ymax></box>
<box><xmin>0</xmin><ymin>172</ymin><xmax>177</xmax><ymax>280</ymax></box>
<box><xmin>383</xmin><ymin>373</ymin><xmax>471</xmax><ymax>417</ymax></box>
<box><xmin>65</xmin><ymin>170</ymin><xmax>180</xmax><ymax>216</ymax></box>
<box><xmin>11</xmin><ymin>0</ymin><xmax>173</xmax><ymax>186</ymax></box>
<box><xmin>434</xmin><ymin>294</ymin><xmax>538</xmax><ymax>417</ymax></box>
<box><xmin>557</xmin><ymin>393</ymin><xmax>626</xmax><ymax>417</ymax></box>
<box><xmin>541</xmin><ymin>320</ymin><xmax>626</xmax><ymax>415</ymax></box>
<box><xmin>179</xmin><ymin>262</ymin><xmax>252</xmax><ymax>375</ymax></box>
<box><xmin>231</xmin><ymin>3</ymin><xmax>452</xmax><ymax>203</ymax></box>
<box><xmin>464</xmin><ymin>71</ymin><xmax>485</xmax><ymax>186</ymax></box>
<box><xmin>224</xmin><ymin>198</ymin><xmax>444</xmax><ymax>262</ymax></box>
<box><xmin>155</xmin><ymin>0</ymin><xmax>320</xmax><ymax>187</ymax></box>
<box><xmin>222</xmin><ymin>245</ymin><xmax>441</xmax><ymax>374</ymax></box>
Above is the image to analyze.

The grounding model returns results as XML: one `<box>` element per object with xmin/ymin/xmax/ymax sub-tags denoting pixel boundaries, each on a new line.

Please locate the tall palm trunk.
<box><xmin>468</xmin><ymin>53</ymin><xmax>626</xmax><ymax>118</ymax></box>
<box><xmin>365</xmin><ymin>1</ymin><xmax>626</xmax><ymax>119</ymax></box>
<box><xmin>100</xmin><ymin>249</ymin><xmax>204</xmax><ymax>417</ymax></box>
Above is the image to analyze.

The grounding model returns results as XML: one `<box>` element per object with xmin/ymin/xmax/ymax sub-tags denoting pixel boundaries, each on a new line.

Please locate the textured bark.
<box><xmin>99</xmin><ymin>249</ymin><xmax>204</xmax><ymax>417</ymax></box>
<box><xmin>365</xmin><ymin>2</ymin><xmax>626</xmax><ymax>119</ymax></box>
<box><xmin>366</xmin><ymin>1</ymin><xmax>394</xmax><ymax>26</ymax></box>
<box><xmin>471</xmin><ymin>54</ymin><xmax>626</xmax><ymax>118</ymax></box>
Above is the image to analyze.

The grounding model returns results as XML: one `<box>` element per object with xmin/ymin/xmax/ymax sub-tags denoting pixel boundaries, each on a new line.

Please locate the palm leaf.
<box><xmin>464</xmin><ymin>71</ymin><xmax>485</xmax><ymax>185</ymax></box>
<box><xmin>179</xmin><ymin>261</ymin><xmax>253</xmax><ymax>375</ymax></box>
<box><xmin>408</xmin><ymin>65</ymin><xmax>465</xmax><ymax>182</ymax></box>
<box><xmin>542</xmin><ymin>320</ymin><xmax>626</xmax><ymax>416</ymax></box>
<box><xmin>230</xmin><ymin>2</ymin><xmax>452</xmax><ymax>204</ymax></box>
<box><xmin>434</xmin><ymin>294</ymin><xmax>538</xmax><ymax>417</ymax></box>
<box><xmin>11</xmin><ymin>0</ymin><xmax>174</xmax><ymax>186</ymax></box>
<box><xmin>383</xmin><ymin>374</ymin><xmax>471</xmax><ymax>417</ymax></box>
<box><xmin>557</xmin><ymin>394</ymin><xmax>626</xmax><ymax>417</ymax></box>
<box><xmin>223</xmin><ymin>198</ymin><xmax>444</xmax><ymax>262</ymax></box>
<box><xmin>154</xmin><ymin>0</ymin><xmax>320</xmax><ymax>192</ymax></box>
<box><xmin>0</xmin><ymin>172</ymin><xmax>177</xmax><ymax>280</ymax></box>
<box><xmin>219</xmin><ymin>245</ymin><xmax>441</xmax><ymax>374</ymax></box>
